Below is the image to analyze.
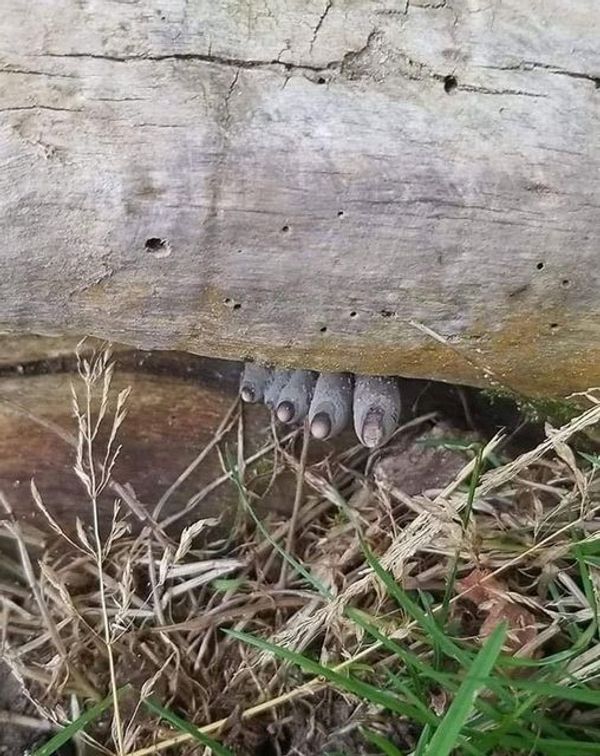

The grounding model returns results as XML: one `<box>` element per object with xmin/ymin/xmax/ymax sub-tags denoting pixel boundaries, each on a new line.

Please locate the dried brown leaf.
<box><xmin>458</xmin><ymin>568</ymin><xmax>538</xmax><ymax>654</ymax></box>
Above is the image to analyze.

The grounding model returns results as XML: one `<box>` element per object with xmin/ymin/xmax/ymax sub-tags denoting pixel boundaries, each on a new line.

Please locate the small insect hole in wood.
<box><xmin>319</xmin><ymin>325</ymin><xmax>328</xmax><ymax>333</ymax></box>
<box><xmin>443</xmin><ymin>75</ymin><xmax>458</xmax><ymax>94</ymax></box>
<box><xmin>224</xmin><ymin>298</ymin><xmax>242</xmax><ymax>310</ymax></box>
<box><xmin>536</xmin><ymin>261</ymin><xmax>545</xmax><ymax>270</ymax></box>
<box><xmin>145</xmin><ymin>237</ymin><xmax>171</xmax><ymax>258</ymax></box>
<box><xmin>281</xmin><ymin>225</ymin><xmax>290</xmax><ymax>233</ymax></box>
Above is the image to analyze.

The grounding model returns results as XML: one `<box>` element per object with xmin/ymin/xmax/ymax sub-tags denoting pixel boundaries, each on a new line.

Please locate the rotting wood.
<box><xmin>0</xmin><ymin>347</ymin><xmax>355</xmax><ymax>531</ymax></box>
<box><xmin>0</xmin><ymin>354</ymin><xmax>259</xmax><ymax>531</ymax></box>
<box><xmin>1</xmin><ymin>1</ymin><xmax>598</xmax><ymax>396</ymax></box>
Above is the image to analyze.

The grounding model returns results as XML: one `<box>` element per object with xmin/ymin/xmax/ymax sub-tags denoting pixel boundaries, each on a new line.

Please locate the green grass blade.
<box><xmin>362</xmin><ymin>728</ymin><xmax>405</xmax><ymax>755</ymax></box>
<box><xmin>414</xmin><ymin>724</ymin><xmax>432</xmax><ymax>756</ymax></box>
<box><xmin>347</xmin><ymin>607</ymin><xmax>446</xmax><ymax>715</ymax></box>
<box><xmin>439</xmin><ymin>447</ymin><xmax>482</xmax><ymax>632</ymax></box>
<box><xmin>212</xmin><ymin>577</ymin><xmax>246</xmax><ymax>593</ymax></box>
<box><xmin>438</xmin><ymin>447</ymin><xmax>483</xmax><ymax>645</ymax></box>
<box><xmin>581</xmin><ymin>556</ymin><xmax>600</xmax><ymax>568</ymax></box>
<box><xmin>500</xmin><ymin>622</ymin><xmax>597</xmax><ymax>669</ymax></box>
<box><xmin>461</xmin><ymin>445</ymin><xmax>483</xmax><ymax>528</ymax></box>
<box><xmin>143</xmin><ymin>697</ymin><xmax>234</xmax><ymax>755</ymax></box>
<box><xmin>229</xmin><ymin>464</ymin><xmax>332</xmax><ymax>599</ymax></box>
<box><xmin>348</xmin><ymin>608</ymin><xmax>542</xmax><ymax>751</ymax></box>
<box><xmin>385</xmin><ymin>663</ymin><xmax>426</xmax><ymax>704</ymax></box>
<box><xmin>417</xmin><ymin>438</ymin><xmax>480</xmax><ymax>453</ymax></box>
<box><xmin>580</xmin><ymin>452</ymin><xmax>600</xmax><ymax>469</ymax></box>
<box><xmin>575</xmin><ymin>544</ymin><xmax>599</xmax><ymax>635</ymax></box>
<box><xmin>474</xmin><ymin>688</ymin><xmax>571</xmax><ymax>752</ymax></box>
<box><xmin>501</xmin><ymin>734</ymin><xmax>600</xmax><ymax>754</ymax></box>
<box><xmin>226</xmin><ymin>628</ymin><xmax>427</xmax><ymax>723</ymax></box>
<box><xmin>230</xmin><ymin>624</ymin><xmax>478</xmax><ymax>756</ymax></box>
<box><xmin>424</xmin><ymin>622</ymin><xmax>506</xmax><ymax>756</ymax></box>
<box><xmin>362</xmin><ymin>544</ymin><xmax>469</xmax><ymax>665</ymax></box>
<box><xmin>487</xmin><ymin>678</ymin><xmax>600</xmax><ymax>707</ymax></box>
<box><xmin>32</xmin><ymin>688</ymin><xmax>127</xmax><ymax>756</ymax></box>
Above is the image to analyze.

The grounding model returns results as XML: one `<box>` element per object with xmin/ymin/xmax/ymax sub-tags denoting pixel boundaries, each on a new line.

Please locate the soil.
<box><xmin>0</xmin><ymin>664</ymin><xmax>40</xmax><ymax>756</ymax></box>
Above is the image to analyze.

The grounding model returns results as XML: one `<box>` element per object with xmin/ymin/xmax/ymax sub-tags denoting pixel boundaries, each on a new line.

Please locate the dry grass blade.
<box><xmin>3</xmin><ymin>343</ymin><xmax>600</xmax><ymax>755</ymax></box>
<box><xmin>0</xmin><ymin>492</ymin><xmax>98</xmax><ymax>701</ymax></box>
<box><xmin>153</xmin><ymin>398</ymin><xmax>240</xmax><ymax>519</ymax></box>
<box><xmin>278</xmin><ymin>420</ymin><xmax>311</xmax><ymax>587</ymax></box>
<box><xmin>62</xmin><ymin>344</ymin><xmax>137</xmax><ymax>755</ymax></box>
<box><xmin>159</xmin><ymin>428</ymin><xmax>300</xmax><ymax>529</ymax></box>
<box><xmin>0</xmin><ymin>711</ymin><xmax>55</xmax><ymax>731</ymax></box>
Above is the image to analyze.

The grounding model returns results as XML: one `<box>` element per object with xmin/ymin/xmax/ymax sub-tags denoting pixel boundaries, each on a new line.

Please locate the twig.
<box><xmin>278</xmin><ymin>421</ymin><xmax>310</xmax><ymax>588</ymax></box>
<box><xmin>153</xmin><ymin>398</ymin><xmax>240</xmax><ymax>519</ymax></box>
<box><xmin>159</xmin><ymin>429</ymin><xmax>300</xmax><ymax>529</ymax></box>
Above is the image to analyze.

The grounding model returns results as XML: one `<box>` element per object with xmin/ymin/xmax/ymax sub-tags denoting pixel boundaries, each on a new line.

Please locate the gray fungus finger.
<box><xmin>242</xmin><ymin>363</ymin><xmax>401</xmax><ymax>448</ymax></box>
<box><xmin>240</xmin><ymin>363</ymin><xmax>271</xmax><ymax>404</ymax></box>
<box><xmin>353</xmin><ymin>375</ymin><xmax>401</xmax><ymax>447</ymax></box>
<box><xmin>263</xmin><ymin>369</ymin><xmax>292</xmax><ymax>410</ymax></box>
<box><xmin>309</xmin><ymin>372</ymin><xmax>353</xmax><ymax>440</ymax></box>
<box><xmin>276</xmin><ymin>370</ymin><xmax>317</xmax><ymax>424</ymax></box>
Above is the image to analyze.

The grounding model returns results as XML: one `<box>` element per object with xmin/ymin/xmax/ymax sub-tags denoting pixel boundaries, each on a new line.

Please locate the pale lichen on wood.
<box><xmin>0</xmin><ymin>0</ymin><xmax>598</xmax><ymax>396</ymax></box>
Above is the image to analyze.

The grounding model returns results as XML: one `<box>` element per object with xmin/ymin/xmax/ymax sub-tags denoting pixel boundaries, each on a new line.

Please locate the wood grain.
<box><xmin>0</xmin><ymin>345</ymin><xmax>355</xmax><ymax>533</ymax></box>
<box><xmin>1</xmin><ymin>1</ymin><xmax>598</xmax><ymax>395</ymax></box>
<box><xmin>0</xmin><ymin>351</ymin><xmax>264</xmax><ymax>533</ymax></box>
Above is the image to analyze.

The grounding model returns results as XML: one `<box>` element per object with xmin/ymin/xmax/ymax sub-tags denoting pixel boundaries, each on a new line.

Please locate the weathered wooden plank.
<box><xmin>0</xmin><ymin>350</ymin><xmax>282</xmax><ymax>533</ymax></box>
<box><xmin>0</xmin><ymin>346</ymin><xmax>361</xmax><ymax>533</ymax></box>
<box><xmin>1</xmin><ymin>0</ymin><xmax>599</xmax><ymax>396</ymax></box>
<box><xmin>0</xmin><ymin>361</ymin><xmax>240</xmax><ymax>531</ymax></box>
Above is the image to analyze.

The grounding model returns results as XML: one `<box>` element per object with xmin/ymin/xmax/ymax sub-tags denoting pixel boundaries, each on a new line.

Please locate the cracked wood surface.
<box><xmin>1</xmin><ymin>0</ymin><xmax>599</xmax><ymax>397</ymax></box>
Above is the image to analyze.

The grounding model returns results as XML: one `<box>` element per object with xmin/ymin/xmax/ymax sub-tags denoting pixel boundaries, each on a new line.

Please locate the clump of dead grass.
<box><xmin>1</xmin><ymin>348</ymin><xmax>600</xmax><ymax>754</ymax></box>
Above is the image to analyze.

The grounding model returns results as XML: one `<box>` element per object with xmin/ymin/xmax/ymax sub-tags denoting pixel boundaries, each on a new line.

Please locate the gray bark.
<box><xmin>1</xmin><ymin>0</ymin><xmax>599</xmax><ymax>396</ymax></box>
